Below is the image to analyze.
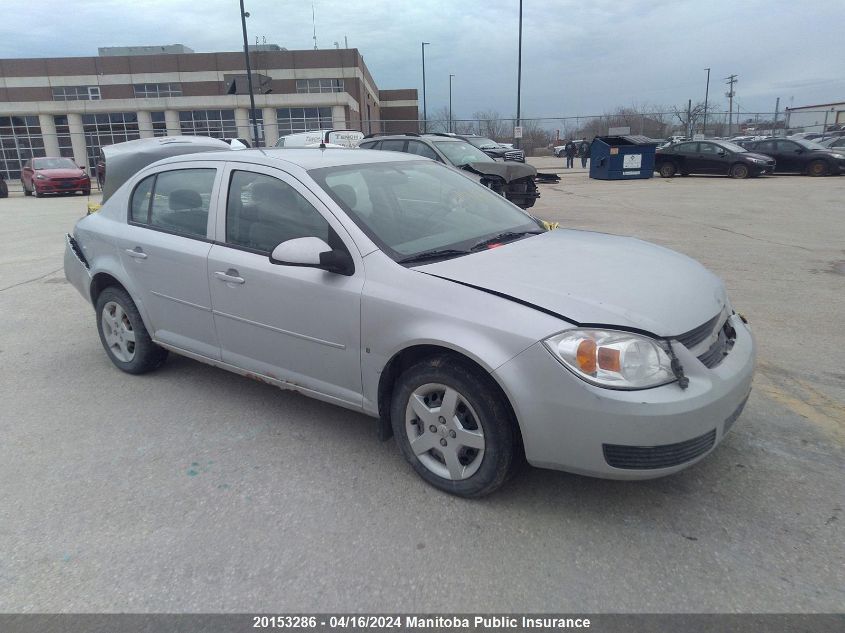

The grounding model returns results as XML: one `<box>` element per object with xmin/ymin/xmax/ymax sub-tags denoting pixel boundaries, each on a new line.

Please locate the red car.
<box><xmin>22</xmin><ymin>157</ymin><xmax>91</xmax><ymax>197</ymax></box>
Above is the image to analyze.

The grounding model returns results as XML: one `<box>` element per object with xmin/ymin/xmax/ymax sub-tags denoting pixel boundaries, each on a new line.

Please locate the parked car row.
<box><xmin>655</xmin><ymin>137</ymin><xmax>845</xmax><ymax>178</ymax></box>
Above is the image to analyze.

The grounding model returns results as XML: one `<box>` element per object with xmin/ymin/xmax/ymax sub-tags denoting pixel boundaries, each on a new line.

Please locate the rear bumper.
<box><xmin>494</xmin><ymin>314</ymin><xmax>756</xmax><ymax>479</ymax></box>
<box><xmin>64</xmin><ymin>234</ymin><xmax>92</xmax><ymax>304</ymax></box>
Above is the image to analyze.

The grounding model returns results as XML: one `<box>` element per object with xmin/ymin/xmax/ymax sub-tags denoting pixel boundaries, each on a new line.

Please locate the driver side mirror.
<box><xmin>270</xmin><ymin>237</ymin><xmax>354</xmax><ymax>276</ymax></box>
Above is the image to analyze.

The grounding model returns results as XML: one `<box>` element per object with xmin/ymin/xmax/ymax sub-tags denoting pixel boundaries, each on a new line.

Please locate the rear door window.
<box><xmin>407</xmin><ymin>141</ymin><xmax>440</xmax><ymax>161</ymax></box>
<box><xmin>129</xmin><ymin>168</ymin><xmax>216</xmax><ymax>239</ymax></box>
<box><xmin>380</xmin><ymin>140</ymin><xmax>407</xmax><ymax>153</ymax></box>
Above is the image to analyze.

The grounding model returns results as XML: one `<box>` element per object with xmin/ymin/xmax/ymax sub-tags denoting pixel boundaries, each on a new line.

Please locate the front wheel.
<box><xmin>730</xmin><ymin>163</ymin><xmax>750</xmax><ymax>179</ymax></box>
<box><xmin>95</xmin><ymin>287</ymin><xmax>168</xmax><ymax>374</ymax></box>
<box><xmin>390</xmin><ymin>356</ymin><xmax>518</xmax><ymax>497</ymax></box>
<box><xmin>807</xmin><ymin>160</ymin><xmax>829</xmax><ymax>177</ymax></box>
<box><xmin>658</xmin><ymin>162</ymin><xmax>676</xmax><ymax>178</ymax></box>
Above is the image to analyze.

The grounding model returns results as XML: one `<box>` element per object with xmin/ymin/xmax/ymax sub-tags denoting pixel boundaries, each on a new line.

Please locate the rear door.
<box><xmin>112</xmin><ymin>162</ymin><xmax>222</xmax><ymax>359</ymax></box>
<box><xmin>207</xmin><ymin>164</ymin><xmax>365</xmax><ymax>406</ymax></box>
<box><xmin>671</xmin><ymin>142</ymin><xmax>698</xmax><ymax>172</ymax></box>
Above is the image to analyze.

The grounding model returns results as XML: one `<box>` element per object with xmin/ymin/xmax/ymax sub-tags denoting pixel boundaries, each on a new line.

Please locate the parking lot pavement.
<box><xmin>1</xmin><ymin>178</ymin><xmax>843</xmax><ymax>613</ymax></box>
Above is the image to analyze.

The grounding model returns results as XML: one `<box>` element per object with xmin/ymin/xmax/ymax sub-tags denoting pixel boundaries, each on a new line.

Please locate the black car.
<box><xmin>359</xmin><ymin>133</ymin><xmax>539</xmax><ymax>208</ymax></box>
<box><xmin>742</xmin><ymin>138</ymin><xmax>845</xmax><ymax>176</ymax></box>
<box><xmin>450</xmin><ymin>134</ymin><xmax>525</xmax><ymax>162</ymax></box>
<box><xmin>655</xmin><ymin>140</ymin><xmax>775</xmax><ymax>179</ymax></box>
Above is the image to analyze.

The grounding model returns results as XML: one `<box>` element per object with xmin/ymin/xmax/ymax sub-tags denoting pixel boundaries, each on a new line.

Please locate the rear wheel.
<box><xmin>390</xmin><ymin>356</ymin><xmax>518</xmax><ymax>497</ymax></box>
<box><xmin>658</xmin><ymin>162</ymin><xmax>676</xmax><ymax>178</ymax></box>
<box><xmin>807</xmin><ymin>160</ymin><xmax>829</xmax><ymax>177</ymax></box>
<box><xmin>730</xmin><ymin>163</ymin><xmax>750</xmax><ymax>179</ymax></box>
<box><xmin>95</xmin><ymin>287</ymin><xmax>168</xmax><ymax>374</ymax></box>
<box><xmin>23</xmin><ymin>181</ymin><xmax>32</xmax><ymax>196</ymax></box>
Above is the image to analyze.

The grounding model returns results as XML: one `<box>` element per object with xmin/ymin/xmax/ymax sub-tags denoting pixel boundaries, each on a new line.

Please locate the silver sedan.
<box><xmin>65</xmin><ymin>141</ymin><xmax>755</xmax><ymax>497</ymax></box>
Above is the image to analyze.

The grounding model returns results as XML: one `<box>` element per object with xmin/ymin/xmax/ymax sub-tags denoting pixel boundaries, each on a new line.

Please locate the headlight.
<box><xmin>832</xmin><ymin>153</ymin><xmax>845</xmax><ymax>160</ymax></box>
<box><xmin>543</xmin><ymin>329</ymin><xmax>677</xmax><ymax>389</ymax></box>
<box><xmin>36</xmin><ymin>174</ymin><xmax>47</xmax><ymax>180</ymax></box>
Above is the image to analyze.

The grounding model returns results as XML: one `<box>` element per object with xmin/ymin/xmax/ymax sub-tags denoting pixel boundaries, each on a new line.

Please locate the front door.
<box><xmin>693</xmin><ymin>142</ymin><xmax>727</xmax><ymax>174</ymax></box>
<box><xmin>775</xmin><ymin>140</ymin><xmax>804</xmax><ymax>172</ymax></box>
<box><xmin>112</xmin><ymin>163</ymin><xmax>221</xmax><ymax>359</ymax></box>
<box><xmin>207</xmin><ymin>164</ymin><xmax>364</xmax><ymax>407</ymax></box>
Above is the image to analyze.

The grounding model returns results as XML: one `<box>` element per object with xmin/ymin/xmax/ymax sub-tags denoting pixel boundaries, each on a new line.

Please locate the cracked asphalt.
<box><xmin>0</xmin><ymin>169</ymin><xmax>843</xmax><ymax>613</ymax></box>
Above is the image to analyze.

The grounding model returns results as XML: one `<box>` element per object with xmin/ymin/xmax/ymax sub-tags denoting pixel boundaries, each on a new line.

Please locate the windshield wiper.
<box><xmin>398</xmin><ymin>248</ymin><xmax>470</xmax><ymax>265</ymax></box>
<box><xmin>470</xmin><ymin>230</ymin><xmax>544</xmax><ymax>251</ymax></box>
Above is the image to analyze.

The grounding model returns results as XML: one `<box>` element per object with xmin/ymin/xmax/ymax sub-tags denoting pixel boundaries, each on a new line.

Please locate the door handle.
<box><xmin>214</xmin><ymin>270</ymin><xmax>245</xmax><ymax>284</ymax></box>
<box><xmin>125</xmin><ymin>248</ymin><xmax>147</xmax><ymax>259</ymax></box>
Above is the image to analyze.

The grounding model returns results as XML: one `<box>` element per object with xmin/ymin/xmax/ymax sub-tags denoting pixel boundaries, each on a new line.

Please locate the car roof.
<box><xmin>361</xmin><ymin>134</ymin><xmax>462</xmax><ymax>143</ymax></box>
<box><xmin>154</xmin><ymin>147</ymin><xmax>422</xmax><ymax>170</ymax></box>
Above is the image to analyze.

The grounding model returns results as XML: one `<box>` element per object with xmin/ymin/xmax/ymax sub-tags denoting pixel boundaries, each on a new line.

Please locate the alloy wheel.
<box><xmin>101</xmin><ymin>301</ymin><xmax>136</xmax><ymax>362</ymax></box>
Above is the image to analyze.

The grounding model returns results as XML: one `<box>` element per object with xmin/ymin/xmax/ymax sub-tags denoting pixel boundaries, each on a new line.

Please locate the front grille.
<box><xmin>504</xmin><ymin>150</ymin><xmax>524</xmax><ymax>161</ymax></box>
<box><xmin>603</xmin><ymin>429</ymin><xmax>716</xmax><ymax>470</ymax></box>
<box><xmin>697</xmin><ymin>321</ymin><xmax>736</xmax><ymax>368</ymax></box>
<box><xmin>676</xmin><ymin>313</ymin><xmax>721</xmax><ymax>349</ymax></box>
<box><xmin>54</xmin><ymin>177</ymin><xmax>78</xmax><ymax>182</ymax></box>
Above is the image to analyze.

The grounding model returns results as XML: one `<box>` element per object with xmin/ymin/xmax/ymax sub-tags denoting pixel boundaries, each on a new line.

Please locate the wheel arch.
<box><xmin>376</xmin><ymin>343</ymin><xmax>524</xmax><ymax>456</ymax></box>
<box><xmin>88</xmin><ymin>269</ymin><xmax>154</xmax><ymax>333</ymax></box>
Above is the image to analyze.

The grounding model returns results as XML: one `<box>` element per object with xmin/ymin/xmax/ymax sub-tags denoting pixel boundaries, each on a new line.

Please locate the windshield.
<box><xmin>310</xmin><ymin>160</ymin><xmax>542</xmax><ymax>261</ymax></box>
<box><xmin>33</xmin><ymin>157</ymin><xmax>77</xmax><ymax>169</ymax></box>
<box><xmin>432</xmin><ymin>140</ymin><xmax>495</xmax><ymax>166</ymax></box>
<box><xmin>466</xmin><ymin>137</ymin><xmax>500</xmax><ymax>149</ymax></box>
<box><xmin>716</xmin><ymin>141</ymin><xmax>747</xmax><ymax>153</ymax></box>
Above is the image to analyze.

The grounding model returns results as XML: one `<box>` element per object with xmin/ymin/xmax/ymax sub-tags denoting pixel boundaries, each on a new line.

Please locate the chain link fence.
<box><xmin>2</xmin><ymin>110</ymin><xmax>841</xmax><ymax>184</ymax></box>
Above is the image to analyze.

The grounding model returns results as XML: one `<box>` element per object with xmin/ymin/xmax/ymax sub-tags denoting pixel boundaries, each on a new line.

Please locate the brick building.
<box><xmin>0</xmin><ymin>45</ymin><xmax>419</xmax><ymax>179</ymax></box>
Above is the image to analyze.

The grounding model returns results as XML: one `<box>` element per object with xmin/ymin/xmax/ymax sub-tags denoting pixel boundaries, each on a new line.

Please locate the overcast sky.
<box><xmin>2</xmin><ymin>0</ymin><xmax>842</xmax><ymax>120</ymax></box>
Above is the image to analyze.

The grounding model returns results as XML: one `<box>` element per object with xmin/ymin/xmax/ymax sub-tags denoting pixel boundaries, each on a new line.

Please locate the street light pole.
<box><xmin>449</xmin><ymin>73</ymin><xmax>454</xmax><ymax>133</ymax></box>
<box><xmin>515</xmin><ymin>0</ymin><xmax>523</xmax><ymax>147</ymax></box>
<box><xmin>239</xmin><ymin>0</ymin><xmax>261</xmax><ymax>147</ymax></box>
<box><xmin>421</xmin><ymin>42</ymin><xmax>430</xmax><ymax>133</ymax></box>
<box><xmin>702</xmin><ymin>67</ymin><xmax>710</xmax><ymax>136</ymax></box>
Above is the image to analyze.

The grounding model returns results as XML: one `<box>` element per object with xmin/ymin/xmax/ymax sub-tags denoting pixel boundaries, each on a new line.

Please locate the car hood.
<box><xmin>460</xmin><ymin>161</ymin><xmax>537</xmax><ymax>182</ymax></box>
<box><xmin>416</xmin><ymin>229</ymin><xmax>727</xmax><ymax>337</ymax></box>
<box><xmin>38</xmin><ymin>168</ymin><xmax>86</xmax><ymax>178</ymax></box>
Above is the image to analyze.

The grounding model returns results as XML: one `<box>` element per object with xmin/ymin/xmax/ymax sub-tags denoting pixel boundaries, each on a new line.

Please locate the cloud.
<box><xmin>1</xmin><ymin>0</ymin><xmax>841</xmax><ymax>120</ymax></box>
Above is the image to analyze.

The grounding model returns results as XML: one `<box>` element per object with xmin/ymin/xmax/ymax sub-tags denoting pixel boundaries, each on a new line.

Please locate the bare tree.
<box><xmin>673</xmin><ymin>101</ymin><xmax>708</xmax><ymax>137</ymax></box>
<box><xmin>471</xmin><ymin>110</ymin><xmax>510</xmax><ymax>140</ymax></box>
<box><xmin>426</xmin><ymin>106</ymin><xmax>452</xmax><ymax>134</ymax></box>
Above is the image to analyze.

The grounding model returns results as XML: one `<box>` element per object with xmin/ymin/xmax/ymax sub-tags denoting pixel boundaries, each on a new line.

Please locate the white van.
<box><xmin>275</xmin><ymin>129</ymin><xmax>364</xmax><ymax>148</ymax></box>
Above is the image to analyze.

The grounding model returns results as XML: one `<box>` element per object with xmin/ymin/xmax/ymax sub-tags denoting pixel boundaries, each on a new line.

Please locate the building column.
<box><xmin>137</xmin><ymin>111</ymin><xmax>154</xmax><ymax>139</ymax></box>
<box><xmin>38</xmin><ymin>114</ymin><xmax>60</xmax><ymax>157</ymax></box>
<box><xmin>67</xmin><ymin>113</ymin><xmax>87</xmax><ymax>170</ymax></box>
<box><xmin>262</xmin><ymin>107</ymin><xmax>278</xmax><ymax>147</ymax></box>
<box><xmin>164</xmin><ymin>110</ymin><xmax>181</xmax><ymax>137</ymax></box>
<box><xmin>332</xmin><ymin>105</ymin><xmax>348</xmax><ymax>130</ymax></box>
<box><xmin>234</xmin><ymin>108</ymin><xmax>251</xmax><ymax>142</ymax></box>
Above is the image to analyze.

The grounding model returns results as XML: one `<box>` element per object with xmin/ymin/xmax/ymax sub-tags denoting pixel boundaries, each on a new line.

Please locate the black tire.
<box><xmin>23</xmin><ymin>181</ymin><xmax>32</xmax><ymax>196</ymax></box>
<box><xmin>807</xmin><ymin>160</ymin><xmax>829</xmax><ymax>177</ymax></box>
<box><xmin>730</xmin><ymin>163</ymin><xmax>750</xmax><ymax>179</ymax></box>
<box><xmin>95</xmin><ymin>286</ymin><xmax>168</xmax><ymax>374</ymax></box>
<box><xmin>82</xmin><ymin>189</ymin><xmax>90</xmax><ymax>196</ymax></box>
<box><xmin>390</xmin><ymin>355</ymin><xmax>518</xmax><ymax>498</ymax></box>
<box><xmin>0</xmin><ymin>179</ymin><xmax>7</xmax><ymax>198</ymax></box>
<box><xmin>658</xmin><ymin>162</ymin><xmax>676</xmax><ymax>178</ymax></box>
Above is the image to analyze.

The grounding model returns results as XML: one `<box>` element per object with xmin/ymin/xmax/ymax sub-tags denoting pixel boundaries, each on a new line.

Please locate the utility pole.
<box><xmin>515</xmin><ymin>0</ymin><xmax>523</xmax><ymax>148</ymax></box>
<box><xmin>421</xmin><ymin>42</ymin><xmax>430</xmax><ymax>133</ymax></box>
<box><xmin>725</xmin><ymin>74</ymin><xmax>737</xmax><ymax>137</ymax></box>
<box><xmin>687</xmin><ymin>99</ymin><xmax>692</xmax><ymax>138</ymax></box>
<box><xmin>448</xmin><ymin>74</ymin><xmax>454</xmax><ymax>133</ymax></box>
<box><xmin>773</xmin><ymin>97</ymin><xmax>780</xmax><ymax>136</ymax></box>
<box><xmin>239</xmin><ymin>0</ymin><xmax>261</xmax><ymax>147</ymax></box>
<box><xmin>702</xmin><ymin>68</ymin><xmax>710</xmax><ymax>136</ymax></box>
